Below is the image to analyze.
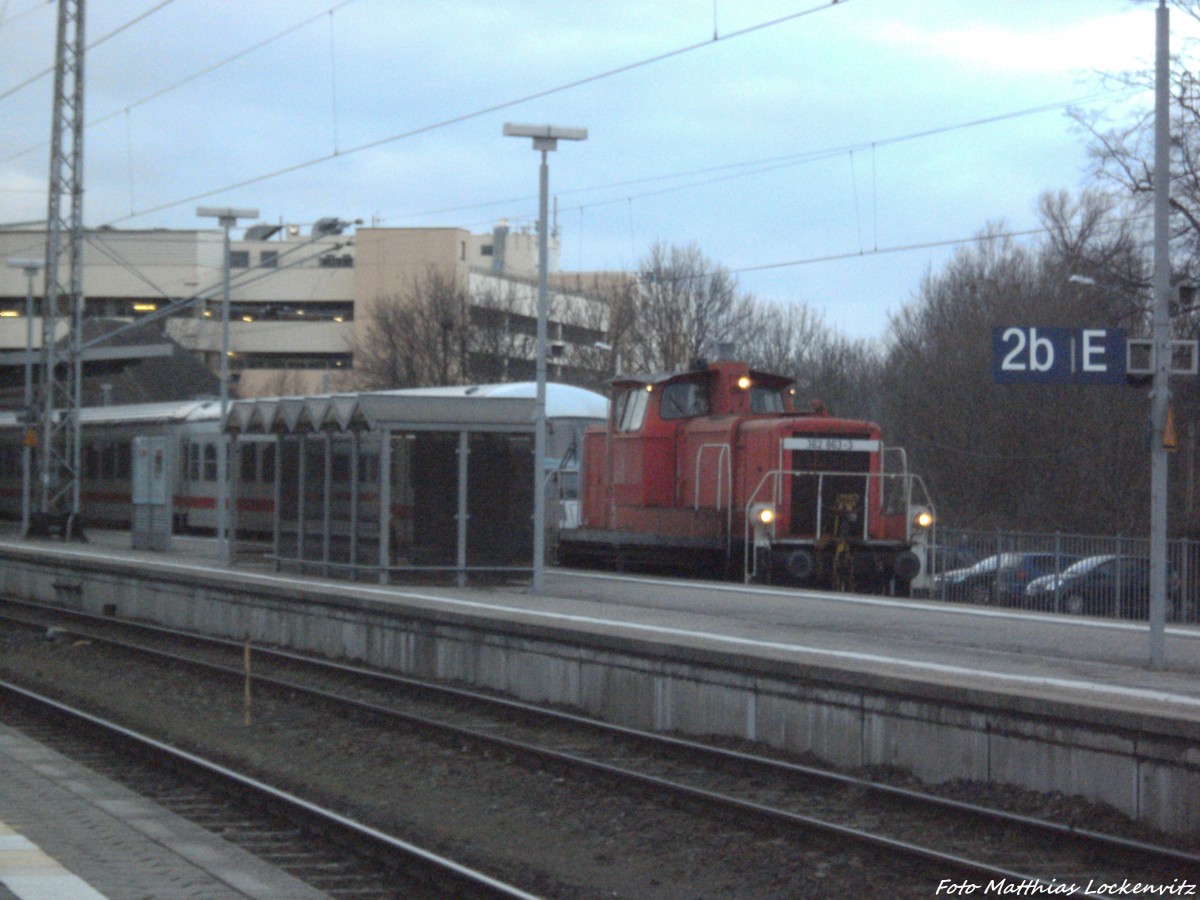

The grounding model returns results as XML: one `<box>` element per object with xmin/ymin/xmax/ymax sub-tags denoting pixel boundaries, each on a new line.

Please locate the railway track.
<box><xmin>2</xmin><ymin>597</ymin><xmax>1197</xmax><ymax>897</ymax></box>
<box><xmin>0</xmin><ymin>680</ymin><xmax>540</xmax><ymax>899</ymax></box>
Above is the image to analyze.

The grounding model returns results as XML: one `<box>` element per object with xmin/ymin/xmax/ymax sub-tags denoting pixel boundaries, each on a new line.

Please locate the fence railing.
<box><xmin>927</xmin><ymin>528</ymin><xmax>1198</xmax><ymax>623</ymax></box>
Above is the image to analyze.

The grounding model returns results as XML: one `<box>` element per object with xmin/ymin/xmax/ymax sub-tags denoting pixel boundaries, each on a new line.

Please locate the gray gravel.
<box><xmin>0</xmin><ymin>623</ymin><xmax>1183</xmax><ymax>898</ymax></box>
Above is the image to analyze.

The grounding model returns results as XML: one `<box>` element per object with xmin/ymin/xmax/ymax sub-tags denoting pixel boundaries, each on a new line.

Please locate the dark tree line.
<box><xmin>880</xmin><ymin>192</ymin><xmax>1160</xmax><ymax>534</ymax></box>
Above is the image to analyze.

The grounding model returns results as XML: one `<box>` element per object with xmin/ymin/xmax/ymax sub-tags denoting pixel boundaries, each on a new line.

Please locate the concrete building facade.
<box><xmin>0</xmin><ymin>221</ymin><xmax>610</xmax><ymax>400</ymax></box>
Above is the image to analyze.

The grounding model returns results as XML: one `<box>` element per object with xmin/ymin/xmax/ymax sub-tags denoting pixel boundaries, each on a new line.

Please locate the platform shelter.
<box><xmin>224</xmin><ymin>383</ymin><xmax>606</xmax><ymax>585</ymax></box>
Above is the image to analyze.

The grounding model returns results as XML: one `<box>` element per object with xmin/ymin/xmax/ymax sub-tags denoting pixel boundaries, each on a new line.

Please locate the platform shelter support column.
<box><xmin>350</xmin><ymin>431</ymin><xmax>359</xmax><ymax>579</ymax></box>
<box><xmin>297</xmin><ymin>434</ymin><xmax>307</xmax><ymax>565</ymax></box>
<box><xmin>272</xmin><ymin>436</ymin><xmax>282</xmax><ymax>573</ymax></box>
<box><xmin>378</xmin><ymin>431</ymin><xmax>392</xmax><ymax>585</ymax></box>
<box><xmin>322</xmin><ymin>433</ymin><xmax>332</xmax><ymax>578</ymax></box>
<box><xmin>457</xmin><ymin>431</ymin><xmax>469</xmax><ymax>587</ymax></box>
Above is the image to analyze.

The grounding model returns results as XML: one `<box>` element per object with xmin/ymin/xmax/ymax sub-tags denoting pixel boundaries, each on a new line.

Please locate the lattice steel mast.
<box><xmin>40</xmin><ymin>0</ymin><xmax>85</xmax><ymax>535</ymax></box>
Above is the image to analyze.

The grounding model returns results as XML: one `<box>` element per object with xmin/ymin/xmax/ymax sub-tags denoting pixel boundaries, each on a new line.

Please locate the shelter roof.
<box><xmin>225</xmin><ymin>382</ymin><xmax>607</xmax><ymax>435</ymax></box>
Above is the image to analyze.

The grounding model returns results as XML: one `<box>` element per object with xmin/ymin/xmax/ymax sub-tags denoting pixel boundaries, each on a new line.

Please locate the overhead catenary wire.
<box><xmin>103</xmin><ymin>0</ymin><xmax>850</xmax><ymax>226</ymax></box>
<box><xmin>0</xmin><ymin>0</ymin><xmax>364</xmax><ymax>166</ymax></box>
<box><xmin>0</xmin><ymin>0</ymin><xmax>181</xmax><ymax>105</ymax></box>
<box><xmin>375</xmin><ymin>88</ymin><xmax>1135</xmax><ymax>229</ymax></box>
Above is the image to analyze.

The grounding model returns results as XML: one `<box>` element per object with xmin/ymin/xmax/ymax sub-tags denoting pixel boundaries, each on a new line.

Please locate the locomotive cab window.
<box><xmin>750</xmin><ymin>386</ymin><xmax>786</xmax><ymax>414</ymax></box>
<box><xmin>660</xmin><ymin>381</ymin><xmax>709</xmax><ymax>420</ymax></box>
<box><xmin>615</xmin><ymin>387</ymin><xmax>650</xmax><ymax>432</ymax></box>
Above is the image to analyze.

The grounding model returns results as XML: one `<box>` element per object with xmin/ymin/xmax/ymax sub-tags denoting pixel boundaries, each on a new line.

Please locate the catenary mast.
<box><xmin>39</xmin><ymin>0</ymin><xmax>86</xmax><ymax>536</ymax></box>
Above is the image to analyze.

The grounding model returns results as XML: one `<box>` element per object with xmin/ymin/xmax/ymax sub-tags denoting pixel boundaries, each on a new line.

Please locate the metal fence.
<box><xmin>926</xmin><ymin>528</ymin><xmax>1199</xmax><ymax>623</ymax></box>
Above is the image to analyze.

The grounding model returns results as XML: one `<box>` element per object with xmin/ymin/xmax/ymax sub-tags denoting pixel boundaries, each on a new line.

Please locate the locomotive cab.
<box><xmin>562</xmin><ymin>358</ymin><xmax>934</xmax><ymax>595</ymax></box>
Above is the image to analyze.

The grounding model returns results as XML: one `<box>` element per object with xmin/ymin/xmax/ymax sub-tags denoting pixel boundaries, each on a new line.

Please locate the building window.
<box><xmin>480</xmin><ymin>244</ymin><xmax>493</xmax><ymax>257</ymax></box>
<box><xmin>230</xmin><ymin>250</ymin><xmax>250</xmax><ymax>268</ymax></box>
<box><xmin>260</xmin><ymin>251</ymin><xmax>278</xmax><ymax>268</ymax></box>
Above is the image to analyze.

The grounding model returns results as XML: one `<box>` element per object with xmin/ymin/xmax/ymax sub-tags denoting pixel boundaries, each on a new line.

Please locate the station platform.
<box><xmin>8</xmin><ymin>528</ymin><xmax>1198</xmax><ymax>725</ymax></box>
<box><xmin>1</xmin><ymin>528</ymin><xmax>1198</xmax><ymax>836</ymax></box>
<box><xmin>0</xmin><ymin>721</ymin><xmax>326</xmax><ymax>899</ymax></box>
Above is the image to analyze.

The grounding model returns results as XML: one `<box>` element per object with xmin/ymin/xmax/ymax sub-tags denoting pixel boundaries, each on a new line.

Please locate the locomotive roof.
<box><xmin>611</xmin><ymin>365</ymin><xmax>793</xmax><ymax>389</ymax></box>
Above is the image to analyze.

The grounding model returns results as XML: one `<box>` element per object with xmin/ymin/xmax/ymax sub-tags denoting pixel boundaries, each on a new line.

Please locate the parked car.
<box><xmin>910</xmin><ymin>544</ymin><xmax>979</xmax><ymax>597</ymax></box>
<box><xmin>924</xmin><ymin>545</ymin><xmax>979</xmax><ymax>576</ymax></box>
<box><xmin>935</xmin><ymin>552</ymin><xmax>1074</xmax><ymax>605</ymax></box>
<box><xmin>1025</xmin><ymin>555</ymin><xmax>1180</xmax><ymax>618</ymax></box>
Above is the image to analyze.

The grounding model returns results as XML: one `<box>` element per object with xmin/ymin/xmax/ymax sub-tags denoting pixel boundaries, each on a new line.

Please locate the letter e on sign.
<box><xmin>1074</xmin><ymin>327</ymin><xmax>1126</xmax><ymax>384</ymax></box>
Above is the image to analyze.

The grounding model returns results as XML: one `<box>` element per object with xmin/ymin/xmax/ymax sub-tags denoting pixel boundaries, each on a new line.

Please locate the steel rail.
<box><xmin>4</xmin><ymin>600</ymin><xmax>1195</xmax><ymax>890</ymax></box>
<box><xmin>0</xmin><ymin>677</ymin><xmax>542</xmax><ymax>900</ymax></box>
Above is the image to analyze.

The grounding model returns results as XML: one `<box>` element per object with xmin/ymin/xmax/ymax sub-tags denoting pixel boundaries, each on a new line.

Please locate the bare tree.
<box><xmin>738</xmin><ymin>301</ymin><xmax>882</xmax><ymax>418</ymax></box>
<box><xmin>1070</xmin><ymin>0</ymin><xmax>1200</xmax><ymax>326</ymax></box>
<box><xmin>351</xmin><ymin>267</ymin><xmax>469</xmax><ymax>390</ymax></box>
<box><xmin>880</xmin><ymin>201</ymin><xmax>1152</xmax><ymax>534</ymax></box>
<box><xmin>628</xmin><ymin>241</ymin><xmax>754</xmax><ymax>373</ymax></box>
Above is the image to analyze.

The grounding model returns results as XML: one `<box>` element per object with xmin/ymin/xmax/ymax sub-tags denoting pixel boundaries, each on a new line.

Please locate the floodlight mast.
<box><xmin>196</xmin><ymin>206</ymin><xmax>259</xmax><ymax>564</ymax></box>
<box><xmin>1148</xmin><ymin>0</ymin><xmax>1171</xmax><ymax>668</ymax></box>
<box><xmin>503</xmin><ymin>122</ymin><xmax>587</xmax><ymax>594</ymax></box>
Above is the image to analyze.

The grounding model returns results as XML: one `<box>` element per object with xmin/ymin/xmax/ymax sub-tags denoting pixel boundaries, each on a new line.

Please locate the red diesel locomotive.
<box><xmin>556</xmin><ymin>358</ymin><xmax>935</xmax><ymax>594</ymax></box>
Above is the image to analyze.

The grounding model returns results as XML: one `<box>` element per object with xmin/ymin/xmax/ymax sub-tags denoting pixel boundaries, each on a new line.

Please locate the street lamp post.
<box><xmin>197</xmin><ymin>206</ymin><xmax>258</xmax><ymax>564</ymax></box>
<box><xmin>7</xmin><ymin>258</ymin><xmax>44</xmax><ymax>538</ymax></box>
<box><xmin>503</xmin><ymin>123</ymin><xmax>587</xmax><ymax>593</ymax></box>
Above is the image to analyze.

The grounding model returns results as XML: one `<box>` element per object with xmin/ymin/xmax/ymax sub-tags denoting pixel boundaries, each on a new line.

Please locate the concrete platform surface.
<box><xmin>0</xmin><ymin>722</ymin><xmax>327</xmax><ymax>900</ymax></box>
<box><xmin>4</xmin><ymin>529</ymin><xmax>1199</xmax><ymax>729</ymax></box>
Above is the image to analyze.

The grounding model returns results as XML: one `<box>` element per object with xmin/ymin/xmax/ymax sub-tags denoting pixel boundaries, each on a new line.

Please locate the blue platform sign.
<box><xmin>992</xmin><ymin>327</ymin><xmax>1126</xmax><ymax>384</ymax></box>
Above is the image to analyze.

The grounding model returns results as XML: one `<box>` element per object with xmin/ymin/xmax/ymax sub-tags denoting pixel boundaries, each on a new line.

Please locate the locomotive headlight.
<box><xmin>751</xmin><ymin>503</ymin><xmax>776</xmax><ymax>527</ymax></box>
<box><xmin>737</xmin><ymin>376</ymin><xmax>752</xmax><ymax>390</ymax></box>
<box><xmin>912</xmin><ymin>507</ymin><xmax>934</xmax><ymax>529</ymax></box>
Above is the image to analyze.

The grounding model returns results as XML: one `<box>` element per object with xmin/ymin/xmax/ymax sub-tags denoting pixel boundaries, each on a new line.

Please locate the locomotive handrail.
<box><xmin>741</xmin><ymin>468</ymin><xmax>935</xmax><ymax>583</ymax></box>
<box><xmin>694</xmin><ymin>442</ymin><xmax>734</xmax><ymax>571</ymax></box>
<box><xmin>693</xmin><ymin>443</ymin><xmax>731</xmax><ymax>513</ymax></box>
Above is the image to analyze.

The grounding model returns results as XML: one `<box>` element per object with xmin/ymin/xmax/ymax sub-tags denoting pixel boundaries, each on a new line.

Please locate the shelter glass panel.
<box><xmin>352</xmin><ymin>435</ymin><xmax>381</xmax><ymax>573</ymax></box>
<box><xmin>302</xmin><ymin>436</ymin><xmax>328</xmax><ymax>567</ymax></box>
<box><xmin>277</xmin><ymin>436</ymin><xmax>301</xmax><ymax>559</ymax></box>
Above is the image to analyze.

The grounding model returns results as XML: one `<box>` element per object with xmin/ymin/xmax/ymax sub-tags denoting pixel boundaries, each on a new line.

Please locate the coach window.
<box><xmin>203</xmin><ymin>443</ymin><xmax>218</xmax><ymax>481</ymax></box>
<box><xmin>241</xmin><ymin>444</ymin><xmax>258</xmax><ymax>483</ymax></box>
<box><xmin>116</xmin><ymin>441</ymin><xmax>131</xmax><ymax>479</ymax></box>
<box><xmin>660</xmin><ymin>381</ymin><xmax>709</xmax><ymax>420</ymax></box>
<box><xmin>101</xmin><ymin>443</ymin><xmax>118</xmax><ymax>479</ymax></box>
<box><xmin>260</xmin><ymin>442</ymin><xmax>276</xmax><ymax>483</ymax></box>
<box><xmin>187</xmin><ymin>444</ymin><xmax>200</xmax><ymax>481</ymax></box>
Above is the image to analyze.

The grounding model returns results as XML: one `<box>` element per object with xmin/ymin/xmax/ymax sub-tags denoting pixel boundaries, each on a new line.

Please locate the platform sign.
<box><xmin>992</xmin><ymin>327</ymin><xmax>1126</xmax><ymax>384</ymax></box>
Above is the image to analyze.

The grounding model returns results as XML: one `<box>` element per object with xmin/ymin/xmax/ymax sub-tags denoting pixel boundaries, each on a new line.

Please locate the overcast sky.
<box><xmin>0</xmin><ymin>0</ymin><xmax>1187</xmax><ymax>342</ymax></box>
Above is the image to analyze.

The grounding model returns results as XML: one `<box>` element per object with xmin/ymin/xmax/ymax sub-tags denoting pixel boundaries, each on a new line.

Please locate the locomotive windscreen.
<box><xmin>783</xmin><ymin>435</ymin><xmax>876</xmax><ymax>538</ymax></box>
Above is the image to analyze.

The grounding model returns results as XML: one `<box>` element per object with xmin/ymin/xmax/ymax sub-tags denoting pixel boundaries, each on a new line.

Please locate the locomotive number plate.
<box><xmin>783</xmin><ymin>437</ymin><xmax>880</xmax><ymax>453</ymax></box>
